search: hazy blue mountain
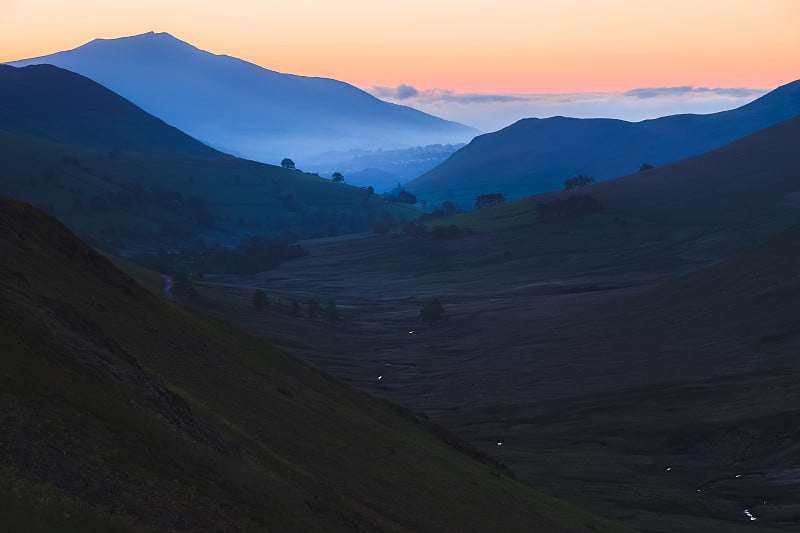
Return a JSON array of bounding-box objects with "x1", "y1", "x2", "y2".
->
[
  {"x1": 0, "y1": 63, "x2": 223, "y2": 158},
  {"x1": 304, "y1": 143, "x2": 465, "y2": 191},
  {"x1": 8, "y1": 32, "x2": 478, "y2": 165},
  {"x1": 407, "y1": 79, "x2": 800, "y2": 207}
]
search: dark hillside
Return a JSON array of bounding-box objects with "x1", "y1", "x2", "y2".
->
[
  {"x1": 591, "y1": 115, "x2": 800, "y2": 226},
  {"x1": 0, "y1": 64, "x2": 222, "y2": 158},
  {"x1": 0, "y1": 196, "x2": 625, "y2": 532},
  {"x1": 0, "y1": 64, "x2": 417, "y2": 250}
]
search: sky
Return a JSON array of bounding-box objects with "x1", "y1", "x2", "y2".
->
[{"x1": 1, "y1": 0, "x2": 798, "y2": 130}]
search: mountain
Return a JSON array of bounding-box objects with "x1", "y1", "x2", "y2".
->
[
  {"x1": 0, "y1": 64, "x2": 418, "y2": 250},
  {"x1": 588, "y1": 115, "x2": 800, "y2": 228},
  {"x1": 407, "y1": 79, "x2": 800, "y2": 207},
  {"x1": 8, "y1": 32, "x2": 478, "y2": 166},
  {"x1": 434, "y1": 115, "x2": 800, "y2": 271},
  {"x1": 0, "y1": 195, "x2": 627, "y2": 532},
  {"x1": 0, "y1": 63, "x2": 222, "y2": 158}
]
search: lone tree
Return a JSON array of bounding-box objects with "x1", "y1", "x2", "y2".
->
[
  {"x1": 396, "y1": 189, "x2": 417, "y2": 204},
  {"x1": 306, "y1": 298, "x2": 320, "y2": 320},
  {"x1": 420, "y1": 297, "x2": 445, "y2": 327},
  {"x1": 325, "y1": 299, "x2": 341, "y2": 324},
  {"x1": 639, "y1": 163, "x2": 655, "y2": 172},
  {"x1": 280, "y1": 158, "x2": 296, "y2": 170},
  {"x1": 253, "y1": 289, "x2": 269, "y2": 311},
  {"x1": 564, "y1": 175, "x2": 594, "y2": 190},
  {"x1": 331, "y1": 172, "x2": 345, "y2": 183},
  {"x1": 475, "y1": 193, "x2": 505, "y2": 210}
]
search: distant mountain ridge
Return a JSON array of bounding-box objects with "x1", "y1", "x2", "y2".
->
[
  {"x1": 8, "y1": 32, "x2": 478, "y2": 164},
  {"x1": 407, "y1": 79, "x2": 800, "y2": 207}
]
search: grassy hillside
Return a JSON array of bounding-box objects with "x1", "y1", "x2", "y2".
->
[
  {"x1": 0, "y1": 195, "x2": 629, "y2": 532},
  {"x1": 0, "y1": 64, "x2": 418, "y2": 251},
  {"x1": 437, "y1": 116, "x2": 800, "y2": 257},
  {"x1": 407, "y1": 79, "x2": 800, "y2": 207}
]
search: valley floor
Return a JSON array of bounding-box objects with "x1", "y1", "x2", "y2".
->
[{"x1": 177, "y1": 228, "x2": 800, "y2": 532}]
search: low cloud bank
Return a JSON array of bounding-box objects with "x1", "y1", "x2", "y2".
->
[{"x1": 370, "y1": 84, "x2": 768, "y2": 132}]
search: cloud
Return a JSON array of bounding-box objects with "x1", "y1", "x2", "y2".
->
[
  {"x1": 372, "y1": 83, "x2": 419, "y2": 100},
  {"x1": 368, "y1": 85, "x2": 769, "y2": 132},
  {"x1": 372, "y1": 84, "x2": 528, "y2": 104},
  {"x1": 624, "y1": 86, "x2": 764, "y2": 99}
]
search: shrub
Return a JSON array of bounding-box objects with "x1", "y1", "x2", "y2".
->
[{"x1": 420, "y1": 297, "x2": 445, "y2": 326}]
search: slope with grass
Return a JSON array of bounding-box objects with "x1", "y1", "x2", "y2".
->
[
  {"x1": 0, "y1": 195, "x2": 628, "y2": 532},
  {"x1": 170, "y1": 115, "x2": 800, "y2": 530},
  {"x1": 442, "y1": 116, "x2": 800, "y2": 253},
  {"x1": 8, "y1": 32, "x2": 478, "y2": 165},
  {"x1": 408, "y1": 79, "x2": 800, "y2": 207},
  {"x1": 0, "y1": 64, "x2": 416, "y2": 251}
]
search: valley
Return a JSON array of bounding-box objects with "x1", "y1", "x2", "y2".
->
[
  {"x1": 3, "y1": 19, "x2": 799, "y2": 532},
  {"x1": 177, "y1": 214, "x2": 800, "y2": 532}
]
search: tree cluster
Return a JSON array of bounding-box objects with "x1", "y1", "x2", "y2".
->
[
  {"x1": 252, "y1": 291, "x2": 341, "y2": 325},
  {"x1": 474, "y1": 193, "x2": 505, "y2": 210},
  {"x1": 402, "y1": 221, "x2": 465, "y2": 239},
  {"x1": 419, "y1": 201, "x2": 459, "y2": 221},
  {"x1": 130, "y1": 235, "x2": 307, "y2": 277},
  {"x1": 564, "y1": 175, "x2": 594, "y2": 190},
  {"x1": 384, "y1": 184, "x2": 417, "y2": 204},
  {"x1": 536, "y1": 194, "x2": 603, "y2": 222}
]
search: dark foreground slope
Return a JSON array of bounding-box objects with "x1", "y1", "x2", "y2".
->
[
  {"x1": 0, "y1": 196, "x2": 625, "y2": 532},
  {"x1": 409, "y1": 79, "x2": 800, "y2": 206}
]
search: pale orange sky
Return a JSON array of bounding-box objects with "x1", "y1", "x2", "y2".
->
[{"x1": 1, "y1": 0, "x2": 798, "y2": 93}]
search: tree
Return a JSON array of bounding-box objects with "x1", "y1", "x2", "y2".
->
[
  {"x1": 306, "y1": 298, "x2": 320, "y2": 320},
  {"x1": 253, "y1": 289, "x2": 269, "y2": 310},
  {"x1": 475, "y1": 193, "x2": 505, "y2": 210},
  {"x1": 420, "y1": 297, "x2": 445, "y2": 327},
  {"x1": 280, "y1": 158, "x2": 295, "y2": 170},
  {"x1": 564, "y1": 175, "x2": 594, "y2": 190},
  {"x1": 331, "y1": 172, "x2": 345, "y2": 183},
  {"x1": 536, "y1": 194, "x2": 603, "y2": 222},
  {"x1": 397, "y1": 189, "x2": 417, "y2": 204},
  {"x1": 639, "y1": 163, "x2": 655, "y2": 172},
  {"x1": 325, "y1": 299, "x2": 340, "y2": 324}
]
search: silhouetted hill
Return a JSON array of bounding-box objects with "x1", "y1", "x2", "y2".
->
[
  {"x1": 590, "y1": 115, "x2": 800, "y2": 227},
  {"x1": 0, "y1": 196, "x2": 627, "y2": 532},
  {"x1": 408, "y1": 79, "x2": 800, "y2": 207},
  {"x1": 0, "y1": 64, "x2": 418, "y2": 250},
  {"x1": 446, "y1": 116, "x2": 800, "y2": 238},
  {"x1": 9, "y1": 32, "x2": 478, "y2": 164},
  {"x1": 0, "y1": 64, "x2": 222, "y2": 158}
]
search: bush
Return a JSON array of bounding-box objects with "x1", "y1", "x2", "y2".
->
[
  {"x1": 564, "y1": 175, "x2": 594, "y2": 190},
  {"x1": 325, "y1": 300, "x2": 341, "y2": 324},
  {"x1": 420, "y1": 297, "x2": 445, "y2": 326},
  {"x1": 536, "y1": 194, "x2": 603, "y2": 222},
  {"x1": 475, "y1": 193, "x2": 505, "y2": 209},
  {"x1": 253, "y1": 289, "x2": 269, "y2": 311}
]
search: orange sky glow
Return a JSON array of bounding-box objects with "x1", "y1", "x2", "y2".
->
[{"x1": 1, "y1": 0, "x2": 798, "y2": 93}]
